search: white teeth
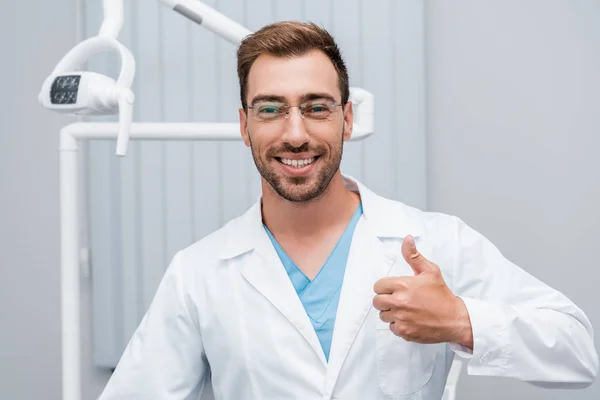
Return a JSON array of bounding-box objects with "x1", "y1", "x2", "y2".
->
[{"x1": 280, "y1": 157, "x2": 315, "y2": 167}]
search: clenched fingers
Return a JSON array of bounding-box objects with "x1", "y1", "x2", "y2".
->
[{"x1": 373, "y1": 276, "x2": 411, "y2": 295}]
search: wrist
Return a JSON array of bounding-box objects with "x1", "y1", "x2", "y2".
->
[{"x1": 452, "y1": 296, "x2": 474, "y2": 350}]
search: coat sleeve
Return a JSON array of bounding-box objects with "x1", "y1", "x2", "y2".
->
[
  {"x1": 446, "y1": 216, "x2": 598, "y2": 388},
  {"x1": 98, "y1": 251, "x2": 209, "y2": 399}
]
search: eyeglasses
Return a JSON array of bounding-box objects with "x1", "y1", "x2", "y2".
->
[{"x1": 247, "y1": 99, "x2": 343, "y2": 123}]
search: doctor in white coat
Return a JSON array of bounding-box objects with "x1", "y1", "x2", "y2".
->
[{"x1": 99, "y1": 21, "x2": 598, "y2": 400}]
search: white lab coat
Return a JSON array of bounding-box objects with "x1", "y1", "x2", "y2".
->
[{"x1": 99, "y1": 176, "x2": 598, "y2": 400}]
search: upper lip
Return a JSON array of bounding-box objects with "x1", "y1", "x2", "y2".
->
[{"x1": 276, "y1": 154, "x2": 319, "y2": 160}]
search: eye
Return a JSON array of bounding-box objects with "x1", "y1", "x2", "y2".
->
[
  {"x1": 309, "y1": 104, "x2": 329, "y2": 113},
  {"x1": 257, "y1": 103, "x2": 283, "y2": 115},
  {"x1": 304, "y1": 102, "x2": 332, "y2": 118}
]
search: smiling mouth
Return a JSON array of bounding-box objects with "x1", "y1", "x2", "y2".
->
[{"x1": 275, "y1": 156, "x2": 320, "y2": 168}]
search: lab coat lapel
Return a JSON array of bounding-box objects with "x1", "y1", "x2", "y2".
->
[
  {"x1": 323, "y1": 219, "x2": 396, "y2": 393},
  {"x1": 241, "y1": 230, "x2": 328, "y2": 366},
  {"x1": 322, "y1": 176, "x2": 425, "y2": 395}
]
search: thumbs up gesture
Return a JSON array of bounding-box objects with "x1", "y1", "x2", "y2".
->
[{"x1": 373, "y1": 235, "x2": 473, "y2": 349}]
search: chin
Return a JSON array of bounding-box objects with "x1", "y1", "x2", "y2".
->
[{"x1": 278, "y1": 182, "x2": 328, "y2": 203}]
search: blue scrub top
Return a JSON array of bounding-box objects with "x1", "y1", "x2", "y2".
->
[{"x1": 264, "y1": 203, "x2": 363, "y2": 361}]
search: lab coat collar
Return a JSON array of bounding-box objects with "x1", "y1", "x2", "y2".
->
[{"x1": 217, "y1": 175, "x2": 424, "y2": 260}]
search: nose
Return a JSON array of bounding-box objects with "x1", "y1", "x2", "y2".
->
[{"x1": 281, "y1": 107, "x2": 310, "y2": 148}]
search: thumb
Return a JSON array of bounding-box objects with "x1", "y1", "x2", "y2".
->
[{"x1": 402, "y1": 235, "x2": 433, "y2": 275}]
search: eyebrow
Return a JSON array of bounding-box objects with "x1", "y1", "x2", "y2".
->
[
  {"x1": 249, "y1": 92, "x2": 338, "y2": 107},
  {"x1": 249, "y1": 94, "x2": 286, "y2": 106},
  {"x1": 299, "y1": 92, "x2": 338, "y2": 103}
]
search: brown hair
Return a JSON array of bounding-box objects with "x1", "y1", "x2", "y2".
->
[{"x1": 236, "y1": 21, "x2": 349, "y2": 109}]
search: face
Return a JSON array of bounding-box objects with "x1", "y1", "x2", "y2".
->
[{"x1": 239, "y1": 50, "x2": 353, "y2": 203}]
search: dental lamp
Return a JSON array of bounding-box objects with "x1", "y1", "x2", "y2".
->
[
  {"x1": 38, "y1": 37, "x2": 135, "y2": 156},
  {"x1": 39, "y1": 1, "x2": 374, "y2": 399}
]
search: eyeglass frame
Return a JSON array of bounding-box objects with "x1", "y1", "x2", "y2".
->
[{"x1": 245, "y1": 97, "x2": 345, "y2": 122}]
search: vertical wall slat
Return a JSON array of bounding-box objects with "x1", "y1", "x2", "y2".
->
[
  {"x1": 393, "y1": 0, "x2": 427, "y2": 210},
  {"x1": 84, "y1": 0, "x2": 122, "y2": 369},
  {"x1": 104, "y1": 10, "x2": 124, "y2": 365},
  {"x1": 117, "y1": 0, "x2": 141, "y2": 356},
  {"x1": 246, "y1": 0, "x2": 274, "y2": 34},
  {"x1": 135, "y1": 1, "x2": 166, "y2": 312},
  {"x1": 330, "y1": 0, "x2": 364, "y2": 182},
  {"x1": 361, "y1": 0, "x2": 395, "y2": 199},
  {"x1": 191, "y1": 0, "x2": 222, "y2": 240},
  {"x1": 275, "y1": 1, "x2": 303, "y2": 21},
  {"x1": 303, "y1": 0, "x2": 330, "y2": 26},
  {"x1": 240, "y1": 0, "x2": 264, "y2": 204},
  {"x1": 217, "y1": 0, "x2": 255, "y2": 224},
  {"x1": 244, "y1": 0, "x2": 275, "y2": 203},
  {"x1": 162, "y1": 6, "x2": 195, "y2": 260}
]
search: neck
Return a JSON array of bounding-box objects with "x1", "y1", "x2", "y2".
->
[{"x1": 261, "y1": 172, "x2": 360, "y2": 238}]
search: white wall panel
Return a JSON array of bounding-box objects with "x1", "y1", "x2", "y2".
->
[
  {"x1": 331, "y1": 0, "x2": 364, "y2": 182},
  {"x1": 84, "y1": 0, "x2": 426, "y2": 368}
]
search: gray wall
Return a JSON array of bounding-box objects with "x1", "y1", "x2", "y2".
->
[
  {"x1": 426, "y1": 0, "x2": 600, "y2": 399},
  {"x1": 0, "y1": 1, "x2": 111, "y2": 399}
]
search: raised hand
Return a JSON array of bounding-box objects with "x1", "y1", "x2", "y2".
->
[{"x1": 373, "y1": 235, "x2": 473, "y2": 348}]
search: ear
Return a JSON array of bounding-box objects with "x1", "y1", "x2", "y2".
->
[
  {"x1": 239, "y1": 108, "x2": 251, "y2": 147},
  {"x1": 342, "y1": 101, "x2": 353, "y2": 142}
]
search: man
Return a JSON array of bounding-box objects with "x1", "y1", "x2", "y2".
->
[{"x1": 99, "y1": 22, "x2": 598, "y2": 399}]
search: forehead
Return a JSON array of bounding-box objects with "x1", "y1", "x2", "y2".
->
[{"x1": 246, "y1": 49, "x2": 341, "y2": 103}]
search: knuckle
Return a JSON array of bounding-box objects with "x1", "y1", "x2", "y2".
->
[
  {"x1": 394, "y1": 323, "x2": 411, "y2": 338},
  {"x1": 401, "y1": 327, "x2": 417, "y2": 341},
  {"x1": 397, "y1": 324, "x2": 408, "y2": 336},
  {"x1": 394, "y1": 277, "x2": 409, "y2": 290},
  {"x1": 391, "y1": 293, "x2": 410, "y2": 309}
]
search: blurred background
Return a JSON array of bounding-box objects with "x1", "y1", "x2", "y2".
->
[{"x1": 1, "y1": 0, "x2": 599, "y2": 399}]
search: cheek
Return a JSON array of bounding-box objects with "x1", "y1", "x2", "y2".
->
[
  {"x1": 307, "y1": 125, "x2": 343, "y2": 148},
  {"x1": 248, "y1": 131, "x2": 274, "y2": 158}
]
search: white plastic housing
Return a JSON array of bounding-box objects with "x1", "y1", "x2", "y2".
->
[
  {"x1": 39, "y1": 71, "x2": 120, "y2": 116},
  {"x1": 39, "y1": 35, "x2": 136, "y2": 156},
  {"x1": 349, "y1": 87, "x2": 375, "y2": 138}
]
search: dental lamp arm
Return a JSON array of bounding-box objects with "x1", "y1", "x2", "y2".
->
[
  {"x1": 100, "y1": 0, "x2": 124, "y2": 38},
  {"x1": 101, "y1": 0, "x2": 252, "y2": 44},
  {"x1": 116, "y1": 89, "x2": 135, "y2": 156},
  {"x1": 159, "y1": 0, "x2": 252, "y2": 44}
]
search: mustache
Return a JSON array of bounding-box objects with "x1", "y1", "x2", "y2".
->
[{"x1": 267, "y1": 143, "x2": 324, "y2": 157}]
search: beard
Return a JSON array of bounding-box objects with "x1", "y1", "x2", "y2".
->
[{"x1": 248, "y1": 130, "x2": 344, "y2": 203}]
